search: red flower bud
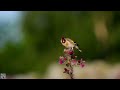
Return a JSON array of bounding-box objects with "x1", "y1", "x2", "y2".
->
[
  {"x1": 80, "y1": 63, "x2": 85, "y2": 68},
  {"x1": 59, "y1": 56, "x2": 64, "y2": 64},
  {"x1": 68, "y1": 50, "x2": 74, "y2": 55},
  {"x1": 71, "y1": 60, "x2": 77, "y2": 65},
  {"x1": 59, "y1": 59, "x2": 64, "y2": 64},
  {"x1": 64, "y1": 57, "x2": 67, "y2": 61}
]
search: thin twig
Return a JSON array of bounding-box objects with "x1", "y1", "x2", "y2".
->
[{"x1": 69, "y1": 64, "x2": 74, "y2": 79}]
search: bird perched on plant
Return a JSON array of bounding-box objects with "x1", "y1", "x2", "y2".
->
[{"x1": 61, "y1": 37, "x2": 82, "y2": 52}]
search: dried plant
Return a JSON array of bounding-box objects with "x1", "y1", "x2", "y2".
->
[{"x1": 59, "y1": 48, "x2": 85, "y2": 79}]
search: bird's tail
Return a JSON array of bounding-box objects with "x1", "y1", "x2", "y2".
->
[
  {"x1": 75, "y1": 45, "x2": 82, "y2": 52},
  {"x1": 78, "y1": 49, "x2": 82, "y2": 52}
]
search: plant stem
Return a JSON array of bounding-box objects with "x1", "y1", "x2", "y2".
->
[{"x1": 69, "y1": 63, "x2": 74, "y2": 79}]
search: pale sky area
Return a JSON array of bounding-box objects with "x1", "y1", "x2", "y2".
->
[
  {"x1": 0, "y1": 11, "x2": 23, "y2": 48},
  {"x1": 0, "y1": 11, "x2": 22, "y2": 23}
]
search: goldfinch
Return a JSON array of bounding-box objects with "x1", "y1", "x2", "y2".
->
[{"x1": 61, "y1": 37, "x2": 82, "y2": 52}]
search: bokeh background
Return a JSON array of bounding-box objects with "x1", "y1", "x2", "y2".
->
[{"x1": 0, "y1": 11, "x2": 120, "y2": 79}]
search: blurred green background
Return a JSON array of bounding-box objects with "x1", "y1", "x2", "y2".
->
[{"x1": 0, "y1": 11, "x2": 120, "y2": 78}]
